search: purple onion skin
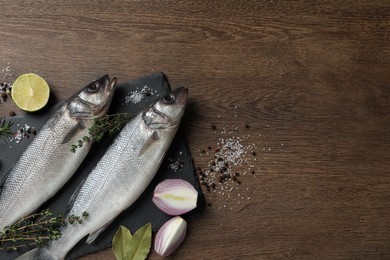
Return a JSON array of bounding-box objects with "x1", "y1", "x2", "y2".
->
[
  {"x1": 152, "y1": 179, "x2": 198, "y2": 216},
  {"x1": 154, "y1": 216, "x2": 187, "y2": 257}
]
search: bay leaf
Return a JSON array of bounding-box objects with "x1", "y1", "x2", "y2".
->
[
  {"x1": 112, "y1": 225, "x2": 133, "y2": 260},
  {"x1": 127, "y1": 223, "x2": 152, "y2": 260}
]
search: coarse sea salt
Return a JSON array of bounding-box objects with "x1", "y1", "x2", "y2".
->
[
  {"x1": 167, "y1": 157, "x2": 185, "y2": 172},
  {"x1": 122, "y1": 85, "x2": 157, "y2": 105},
  {"x1": 197, "y1": 124, "x2": 257, "y2": 210},
  {"x1": 10, "y1": 124, "x2": 37, "y2": 144},
  {"x1": 1, "y1": 58, "x2": 13, "y2": 81},
  {"x1": 0, "y1": 59, "x2": 13, "y2": 103}
]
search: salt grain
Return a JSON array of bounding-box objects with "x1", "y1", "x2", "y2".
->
[
  {"x1": 122, "y1": 85, "x2": 157, "y2": 105},
  {"x1": 10, "y1": 124, "x2": 37, "y2": 144},
  {"x1": 197, "y1": 124, "x2": 258, "y2": 210},
  {"x1": 167, "y1": 157, "x2": 184, "y2": 172}
]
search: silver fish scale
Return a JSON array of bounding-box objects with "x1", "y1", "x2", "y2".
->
[
  {"x1": 0, "y1": 106, "x2": 94, "y2": 230},
  {"x1": 47, "y1": 112, "x2": 178, "y2": 258}
]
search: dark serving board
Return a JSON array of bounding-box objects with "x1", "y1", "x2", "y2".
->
[{"x1": 0, "y1": 73, "x2": 205, "y2": 259}]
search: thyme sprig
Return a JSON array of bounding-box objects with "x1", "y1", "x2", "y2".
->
[
  {"x1": 0, "y1": 209, "x2": 88, "y2": 251},
  {"x1": 0, "y1": 117, "x2": 13, "y2": 142},
  {"x1": 71, "y1": 113, "x2": 130, "y2": 153}
]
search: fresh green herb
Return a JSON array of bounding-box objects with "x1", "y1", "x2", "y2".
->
[
  {"x1": 0, "y1": 209, "x2": 88, "y2": 251},
  {"x1": 71, "y1": 113, "x2": 130, "y2": 153},
  {"x1": 112, "y1": 223, "x2": 152, "y2": 260},
  {"x1": 0, "y1": 117, "x2": 14, "y2": 142}
]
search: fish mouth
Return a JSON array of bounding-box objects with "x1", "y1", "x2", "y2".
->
[
  {"x1": 104, "y1": 75, "x2": 117, "y2": 94},
  {"x1": 172, "y1": 87, "x2": 188, "y2": 106},
  {"x1": 89, "y1": 75, "x2": 117, "y2": 118},
  {"x1": 99, "y1": 74, "x2": 117, "y2": 94}
]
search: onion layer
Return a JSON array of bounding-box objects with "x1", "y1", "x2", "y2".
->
[
  {"x1": 154, "y1": 216, "x2": 187, "y2": 257},
  {"x1": 152, "y1": 179, "x2": 198, "y2": 216}
]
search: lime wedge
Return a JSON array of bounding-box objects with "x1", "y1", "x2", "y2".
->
[{"x1": 11, "y1": 73, "x2": 50, "y2": 112}]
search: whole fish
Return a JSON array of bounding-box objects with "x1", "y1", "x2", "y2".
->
[
  {"x1": 17, "y1": 87, "x2": 188, "y2": 260},
  {"x1": 0, "y1": 75, "x2": 116, "y2": 231}
]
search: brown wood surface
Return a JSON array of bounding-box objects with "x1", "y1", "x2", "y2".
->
[{"x1": 1, "y1": 1, "x2": 389, "y2": 259}]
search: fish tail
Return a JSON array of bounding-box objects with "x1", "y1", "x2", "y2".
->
[{"x1": 16, "y1": 247, "x2": 57, "y2": 260}]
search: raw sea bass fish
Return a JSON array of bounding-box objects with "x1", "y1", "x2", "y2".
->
[
  {"x1": 0, "y1": 75, "x2": 116, "y2": 231},
  {"x1": 17, "y1": 87, "x2": 188, "y2": 260}
]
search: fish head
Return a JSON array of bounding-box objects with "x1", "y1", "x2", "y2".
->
[
  {"x1": 143, "y1": 87, "x2": 188, "y2": 129},
  {"x1": 67, "y1": 74, "x2": 117, "y2": 119}
]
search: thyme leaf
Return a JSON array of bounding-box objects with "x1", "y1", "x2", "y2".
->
[
  {"x1": 71, "y1": 113, "x2": 131, "y2": 153},
  {"x1": 0, "y1": 209, "x2": 88, "y2": 251}
]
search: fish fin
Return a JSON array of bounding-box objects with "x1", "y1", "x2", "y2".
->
[
  {"x1": 138, "y1": 130, "x2": 159, "y2": 156},
  {"x1": 86, "y1": 219, "x2": 115, "y2": 244},
  {"x1": 16, "y1": 247, "x2": 55, "y2": 260},
  {"x1": 61, "y1": 120, "x2": 86, "y2": 144},
  {"x1": 65, "y1": 178, "x2": 87, "y2": 216}
]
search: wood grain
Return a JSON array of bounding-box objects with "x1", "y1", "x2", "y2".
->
[{"x1": 0, "y1": 0, "x2": 389, "y2": 259}]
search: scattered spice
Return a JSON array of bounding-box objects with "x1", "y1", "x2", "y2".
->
[
  {"x1": 122, "y1": 85, "x2": 158, "y2": 105},
  {"x1": 1, "y1": 59, "x2": 12, "y2": 80},
  {"x1": 0, "y1": 82, "x2": 11, "y2": 104},
  {"x1": 8, "y1": 111, "x2": 15, "y2": 117},
  {"x1": 168, "y1": 157, "x2": 185, "y2": 172},
  {"x1": 10, "y1": 124, "x2": 37, "y2": 144},
  {"x1": 0, "y1": 58, "x2": 13, "y2": 103},
  {"x1": 197, "y1": 124, "x2": 258, "y2": 210}
]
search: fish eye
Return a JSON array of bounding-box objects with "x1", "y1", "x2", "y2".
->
[
  {"x1": 87, "y1": 81, "x2": 100, "y2": 93},
  {"x1": 163, "y1": 93, "x2": 175, "y2": 104}
]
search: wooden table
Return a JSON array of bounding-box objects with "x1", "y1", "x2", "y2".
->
[{"x1": 1, "y1": 1, "x2": 389, "y2": 259}]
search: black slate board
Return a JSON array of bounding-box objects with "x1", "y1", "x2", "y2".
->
[{"x1": 0, "y1": 73, "x2": 205, "y2": 259}]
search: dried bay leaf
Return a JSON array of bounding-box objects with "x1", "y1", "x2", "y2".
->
[
  {"x1": 112, "y1": 225, "x2": 133, "y2": 260},
  {"x1": 127, "y1": 223, "x2": 152, "y2": 260},
  {"x1": 112, "y1": 223, "x2": 152, "y2": 260}
]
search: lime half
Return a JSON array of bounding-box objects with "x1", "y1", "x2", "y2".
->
[{"x1": 11, "y1": 73, "x2": 50, "y2": 112}]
